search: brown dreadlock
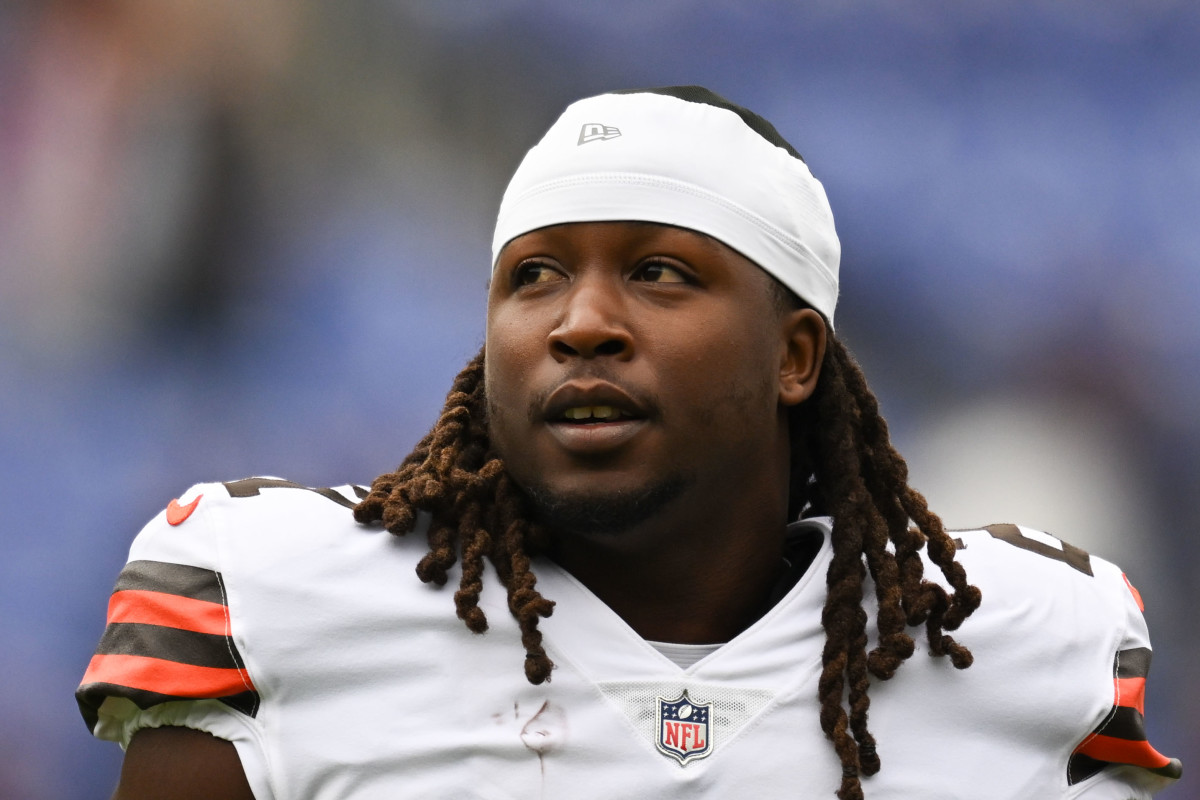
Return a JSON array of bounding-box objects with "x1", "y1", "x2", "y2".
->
[{"x1": 354, "y1": 334, "x2": 981, "y2": 800}]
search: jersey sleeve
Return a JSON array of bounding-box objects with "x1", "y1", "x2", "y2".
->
[
  {"x1": 76, "y1": 484, "x2": 261, "y2": 744},
  {"x1": 956, "y1": 524, "x2": 1181, "y2": 798},
  {"x1": 1068, "y1": 562, "x2": 1182, "y2": 797}
]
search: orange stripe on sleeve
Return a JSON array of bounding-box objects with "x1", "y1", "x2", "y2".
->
[
  {"x1": 81, "y1": 653, "x2": 255, "y2": 698},
  {"x1": 1077, "y1": 733, "x2": 1174, "y2": 771},
  {"x1": 107, "y1": 590, "x2": 229, "y2": 636},
  {"x1": 1115, "y1": 676, "x2": 1146, "y2": 715}
]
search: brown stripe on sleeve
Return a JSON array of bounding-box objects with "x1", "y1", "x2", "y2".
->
[
  {"x1": 113, "y1": 561, "x2": 226, "y2": 604},
  {"x1": 95, "y1": 622, "x2": 248, "y2": 671},
  {"x1": 1115, "y1": 647, "x2": 1152, "y2": 679},
  {"x1": 1096, "y1": 705, "x2": 1151, "y2": 742}
]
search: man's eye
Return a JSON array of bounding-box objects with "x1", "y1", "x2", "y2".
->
[
  {"x1": 635, "y1": 261, "x2": 688, "y2": 283},
  {"x1": 514, "y1": 262, "x2": 563, "y2": 286}
]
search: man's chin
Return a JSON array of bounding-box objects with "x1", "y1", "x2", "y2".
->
[{"x1": 519, "y1": 475, "x2": 690, "y2": 537}]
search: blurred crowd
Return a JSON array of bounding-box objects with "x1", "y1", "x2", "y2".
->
[{"x1": 1, "y1": 2, "x2": 1195, "y2": 796}]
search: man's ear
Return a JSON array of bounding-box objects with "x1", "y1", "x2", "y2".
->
[{"x1": 778, "y1": 308, "x2": 827, "y2": 407}]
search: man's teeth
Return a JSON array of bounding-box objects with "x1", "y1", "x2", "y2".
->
[{"x1": 563, "y1": 405, "x2": 626, "y2": 421}]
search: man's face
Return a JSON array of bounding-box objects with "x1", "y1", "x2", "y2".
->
[{"x1": 484, "y1": 221, "x2": 801, "y2": 537}]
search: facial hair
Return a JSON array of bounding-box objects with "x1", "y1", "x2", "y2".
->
[{"x1": 518, "y1": 472, "x2": 691, "y2": 537}]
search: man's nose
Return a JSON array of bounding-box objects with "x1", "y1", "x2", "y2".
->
[{"x1": 547, "y1": 278, "x2": 633, "y2": 360}]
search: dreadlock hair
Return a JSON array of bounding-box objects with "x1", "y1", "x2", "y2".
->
[
  {"x1": 355, "y1": 326, "x2": 981, "y2": 800},
  {"x1": 794, "y1": 334, "x2": 981, "y2": 799}
]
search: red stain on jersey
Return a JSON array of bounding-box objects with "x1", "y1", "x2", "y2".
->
[
  {"x1": 1122, "y1": 573, "x2": 1145, "y2": 612},
  {"x1": 166, "y1": 495, "x2": 202, "y2": 526}
]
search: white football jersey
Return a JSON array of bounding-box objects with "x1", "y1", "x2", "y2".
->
[{"x1": 78, "y1": 478, "x2": 1180, "y2": 799}]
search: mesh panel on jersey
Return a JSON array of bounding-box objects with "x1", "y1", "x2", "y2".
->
[{"x1": 598, "y1": 680, "x2": 775, "y2": 759}]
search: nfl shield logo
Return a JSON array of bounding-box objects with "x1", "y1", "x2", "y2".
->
[{"x1": 656, "y1": 691, "x2": 713, "y2": 765}]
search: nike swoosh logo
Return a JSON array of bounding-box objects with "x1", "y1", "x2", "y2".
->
[{"x1": 166, "y1": 495, "x2": 203, "y2": 526}]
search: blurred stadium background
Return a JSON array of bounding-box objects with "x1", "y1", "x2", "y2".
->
[{"x1": 1, "y1": 1, "x2": 1194, "y2": 796}]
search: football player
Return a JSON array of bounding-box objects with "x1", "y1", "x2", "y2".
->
[{"x1": 79, "y1": 87, "x2": 1180, "y2": 799}]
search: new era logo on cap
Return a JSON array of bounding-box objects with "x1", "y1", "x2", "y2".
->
[{"x1": 578, "y1": 122, "x2": 621, "y2": 145}]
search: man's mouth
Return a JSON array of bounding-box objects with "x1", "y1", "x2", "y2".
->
[
  {"x1": 560, "y1": 405, "x2": 637, "y2": 423},
  {"x1": 541, "y1": 382, "x2": 651, "y2": 453},
  {"x1": 543, "y1": 381, "x2": 651, "y2": 424}
]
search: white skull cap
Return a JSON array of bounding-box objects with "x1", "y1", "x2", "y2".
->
[{"x1": 491, "y1": 86, "x2": 840, "y2": 325}]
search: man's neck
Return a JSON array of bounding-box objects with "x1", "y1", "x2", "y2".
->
[{"x1": 546, "y1": 499, "x2": 790, "y2": 644}]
